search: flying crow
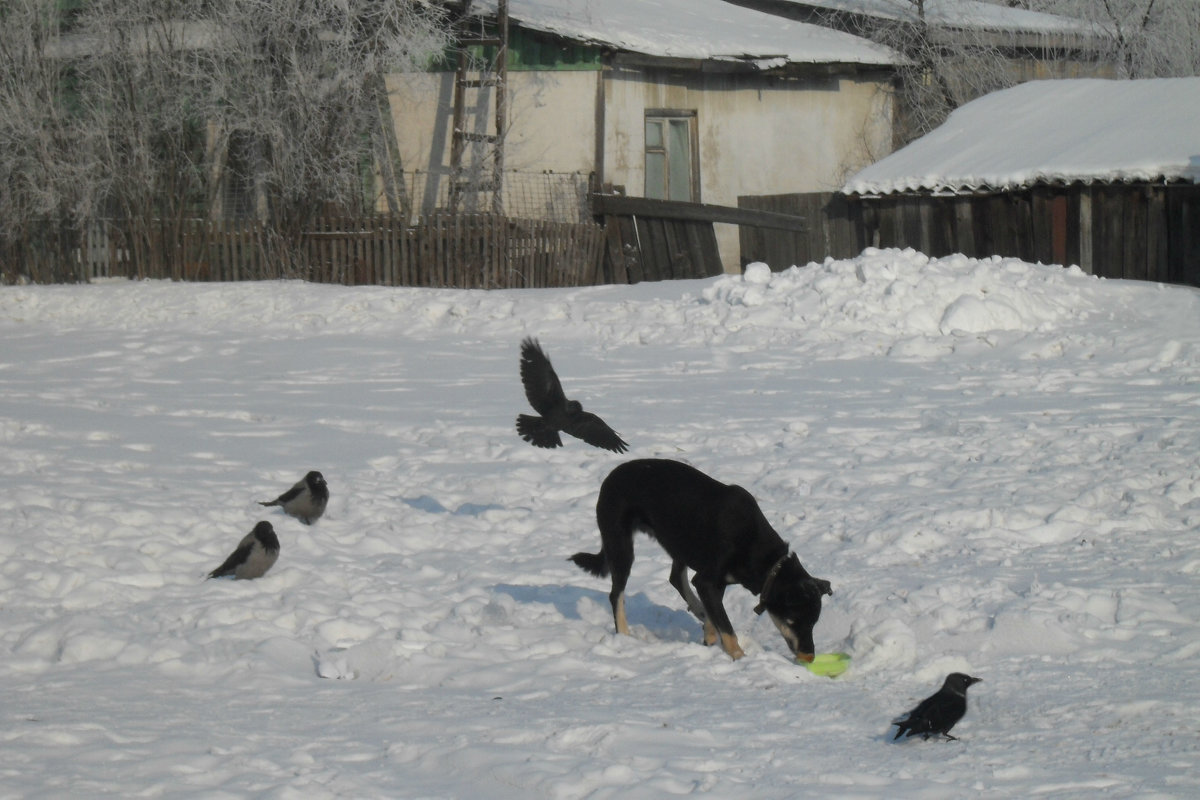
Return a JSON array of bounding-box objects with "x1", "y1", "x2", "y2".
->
[
  {"x1": 259, "y1": 470, "x2": 328, "y2": 524},
  {"x1": 516, "y1": 337, "x2": 628, "y2": 453},
  {"x1": 208, "y1": 521, "x2": 280, "y2": 580},
  {"x1": 893, "y1": 673, "x2": 982, "y2": 741}
]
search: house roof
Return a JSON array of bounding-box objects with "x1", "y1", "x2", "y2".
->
[
  {"x1": 843, "y1": 78, "x2": 1200, "y2": 195},
  {"x1": 470, "y1": 0, "x2": 901, "y2": 68},
  {"x1": 778, "y1": 0, "x2": 1093, "y2": 36}
]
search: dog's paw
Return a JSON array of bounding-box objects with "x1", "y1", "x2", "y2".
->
[{"x1": 719, "y1": 633, "x2": 745, "y2": 660}]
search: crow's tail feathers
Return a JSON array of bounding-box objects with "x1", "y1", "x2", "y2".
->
[
  {"x1": 569, "y1": 550, "x2": 609, "y2": 578},
  {"x1": 892, "y1": 718, "x2": 926, "y2": 740},
  {"x1": 516, "y1": 414, "x2": 564, "y2": 449}
]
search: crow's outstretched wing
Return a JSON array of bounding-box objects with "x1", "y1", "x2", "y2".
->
[
  {"x1": 519, "y1": 338, "x2": 567, "y2": 417},
  {"x1": 563, "y1": 411, "x2": 628, "y2": 453}
]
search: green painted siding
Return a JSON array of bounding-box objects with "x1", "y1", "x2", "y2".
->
[
  {"x1": 431, "y1": 24, "x2": 602, "y2": 71},
  {"x1": 507, "y1": 27, "x2": 602, "y2": 70}
]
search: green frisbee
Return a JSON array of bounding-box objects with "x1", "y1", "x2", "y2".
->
[{"x1": 800, "y1": 652, "x2": 851, "y2": 677}]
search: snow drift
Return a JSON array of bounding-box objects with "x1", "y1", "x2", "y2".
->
[{"x1": 2, "y1": 248, "x2": 1198, "y2": 797}]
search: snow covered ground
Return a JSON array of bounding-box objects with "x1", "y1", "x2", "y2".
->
[{"x1": 2, "y1": 248, "x2": 1198, "y2": 798}]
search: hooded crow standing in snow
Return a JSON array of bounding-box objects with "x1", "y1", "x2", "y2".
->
[
  {"x1": 892, "y1": 672, "x2": 982, "y2": 741},
  {"x1": 259, "y1": 470, "x2": 328, "y2": 524},
  {"x1": 515, "y1": 337, "x2": 628, "y2": 453},
  {"x1": 208, "y1": 521, "x2": 280, "y2": 580}
]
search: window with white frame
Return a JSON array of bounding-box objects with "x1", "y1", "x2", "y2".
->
[{"x1": 644, "y1": 111, "x2": 698, "y2": 202}]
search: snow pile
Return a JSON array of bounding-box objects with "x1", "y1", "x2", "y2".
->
[
  {"x1": 704, "y1": 250, "x2": 1095, "y2": 340},
  {"x1": 2, "y1": 249, "x2": 1199, "y2": 797}
]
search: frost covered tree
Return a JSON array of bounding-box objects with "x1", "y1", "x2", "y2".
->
[
  {"x1": 992, "y1": 0, "x2": 1200, "y2": 77},
  {"x1": 204, "y1": 0, "x2": 451, "y2": 239},
  {"x1": 884, "y1": 5, "x2": 1020, "y2": 142},
  {"x1": 0, "y1": 0, "x2": 100, "y2": 280},
  {"x1": 68, "y1": 0, "x2": 221, "y2": 274},
  {"x1": 805, "y1": 1, "x2": 1041, "y2": 144},
  {"x1": 833, "y1": 0, "x2": 1200, "y2": 146},
  {"x1": 0, "y1": 0, "x2": 451, "y2": 280}
]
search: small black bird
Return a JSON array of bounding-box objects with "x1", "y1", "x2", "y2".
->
[
  {"x1": 259, "y1": 470, "x2": 328, "y2": 524},
  {"x1": 208, "y1": 521, "x2": 280, "y2": 580},
  {"x1": 515, "y1": 337, "x2": 628, "y2": 453},
  {"x1": 893, "y1": 673, "x2": 982, "y2": 741}
]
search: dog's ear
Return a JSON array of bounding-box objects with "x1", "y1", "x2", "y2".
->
[{"x1": 810, "y1": 577, "x2": 833, "y2": 596}]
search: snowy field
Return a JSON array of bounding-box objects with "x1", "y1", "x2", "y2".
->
[{"x1": 2, "y1": 249, "x2": 1198, "y2": 798}]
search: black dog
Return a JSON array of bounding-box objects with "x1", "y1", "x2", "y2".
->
[{"x1": 571, "y1": 458, "x2": 832, "y2": 661}]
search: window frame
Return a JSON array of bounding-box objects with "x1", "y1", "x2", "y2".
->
[{"x1": 643, "y1": 109, "x2": 699, "y2": 203}]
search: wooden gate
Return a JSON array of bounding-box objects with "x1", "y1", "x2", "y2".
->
[{"x1": 592, "y1": 194, "x2": 806, "y2": 283}]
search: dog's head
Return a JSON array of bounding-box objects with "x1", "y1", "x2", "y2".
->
[{"x1": 758, "y1": 555, "x2": 833, "y2": 661}]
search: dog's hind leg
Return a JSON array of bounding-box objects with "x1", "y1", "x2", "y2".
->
[
  {"x1": 605, "y1": 533, "x2": 635, "y2": 636},
  {"x1": 669, "y1": 561, "x2": 708, "y2": 622},
  {"x1": 702, "y1": 618, "x2": 719, "y2": 648},
  {"x1": 612, "y1": 589, "x2": 630, "y2": 636}
]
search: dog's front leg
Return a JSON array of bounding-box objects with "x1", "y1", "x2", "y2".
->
[{"x1": 692, "y1": 577, "x2": 744, "y2": 660}]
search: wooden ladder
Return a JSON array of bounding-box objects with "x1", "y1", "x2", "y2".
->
[{"x1": 449, "y1": 0, "x2": 508, "y2": 214}]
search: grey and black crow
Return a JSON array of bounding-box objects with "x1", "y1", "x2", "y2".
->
[
  {"x1": 893, "y1": 673, "x2": 982, "y2": 741},
  {"x1": 208, "y1": 521, "x2": 280, "y2": 580},
  {"x1": 516, "y1": 337, "x2": 628, "y2": 453},
  {"x1": 259, "y1": 470, "x2": 328, "y2": 524}
]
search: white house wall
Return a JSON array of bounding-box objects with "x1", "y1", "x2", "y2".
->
[
  {"x1": 387, "y1": 71, "x2": 599, "y2": 199},
  {"x1": 603, "y1": 66, "x2": 893, "y2": 270},
  {"x1": 387, "y1": 66, "x2": 893, "y2": 272}
]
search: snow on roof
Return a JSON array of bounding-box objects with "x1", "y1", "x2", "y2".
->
[
  {"x1": 843, "y1": 78, "x2": 1200, "y2": 195},
  {"x1": 786, "y1": 0, "x2": 1093, "y2": 36},
  {"x1": 472, "y1": 0, "x2": 901, "y2": 67}
]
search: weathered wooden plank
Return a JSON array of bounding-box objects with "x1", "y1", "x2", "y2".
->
[
  {"x1": 661, "y1": 219, "x2": 690, "y2": 279},
  {"x1": 1122, "y1": 186, "x2": 1144, "y2": 281},
  {"x1": 1097, "y1": 186, "x2": 1124, "y2": 279},
  {"x1": 636, "y1": 217, "x2": 664, "y2": 282},
  {"x1": 1146, "y1": 188, "x2": 1168, "y2": 283},
  {"x1": 596, "y1": 193, "x2": 805, "y2": 232},
  {"x1": 1076, "y1": 187, "x2": 1093, "y2": 273},
  {"x1": 620, "y1": 217, "x2": 643, "y2": 284},
  {"x1": 1167, "y1": 186, "x2": 1200, "y2": 286}
]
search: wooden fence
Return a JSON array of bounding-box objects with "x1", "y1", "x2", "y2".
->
[
  {"x1": 592, "y1": 194, "x2": 806, "y2": 283},
  {"x1": 740, "y1": 185, "x2": 1200, "y2": 287},
  {"x1": 737, "y1": 192, "x2": 862, "y2": 269},
  {"x1": 4, "y1": 213, "x2": 606, "y2": 288},
  {"x1": 6, "y1": 199, "x2": 813, "y2": 287}
]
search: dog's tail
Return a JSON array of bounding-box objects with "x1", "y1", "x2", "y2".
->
[{"x1": 569, "y1": 550, "x2": 609, "y2": 577}]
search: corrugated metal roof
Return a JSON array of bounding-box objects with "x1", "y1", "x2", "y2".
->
[
  {"x1": 470, "y1": 0, "x2": 902, "y2": 67},
  {"x1": 844, "y1": 78, "x2": 1200, "y2": 196},
  {"x1": 783, "y1": 0, "x2": 1093, "y2": 36}
]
